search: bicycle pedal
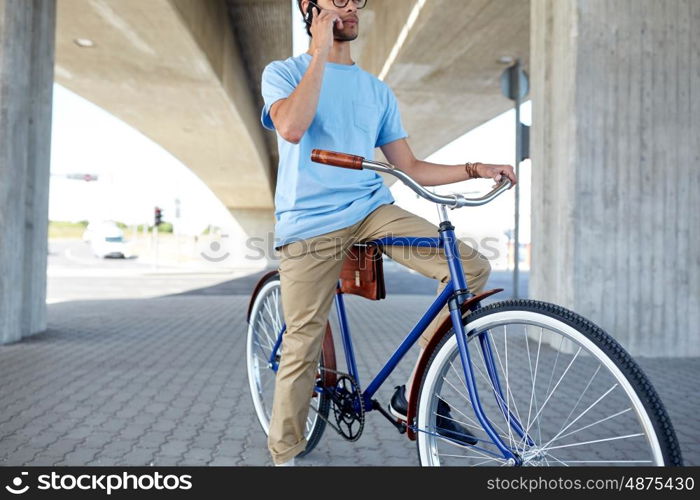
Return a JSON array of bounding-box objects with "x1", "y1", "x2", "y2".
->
[{"x1": 371, "y1": 399, "x2": 407, "y2": 434}]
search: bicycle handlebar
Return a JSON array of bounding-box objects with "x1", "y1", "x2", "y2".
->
[
  {"x1": 310, "y1": 150, "x2": 364, "y2": 170},
  {"x1": 310, "y1": 149, "x2": 512, "y2": 208}
]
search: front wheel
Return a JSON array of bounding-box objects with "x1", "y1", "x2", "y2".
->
[{"x1": 416, "y1": 299, "x2": 682, "y2": 466}]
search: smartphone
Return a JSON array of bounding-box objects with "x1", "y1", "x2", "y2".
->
[{"x1": 305, "y1": 3, "x2": 320, "y2": 25}]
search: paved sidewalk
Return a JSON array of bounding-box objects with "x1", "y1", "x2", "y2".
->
[{"x1": 0, "y1": 290, "x2": 697, "y2": 466}]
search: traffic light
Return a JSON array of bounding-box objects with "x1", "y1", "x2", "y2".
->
[{"x1": 154, "y1": 207, "x2": 163, "y2": 227}]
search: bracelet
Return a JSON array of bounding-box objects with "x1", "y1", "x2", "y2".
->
[{"x1": 464, "y1": 162, "x2": 480, "y2": 179}]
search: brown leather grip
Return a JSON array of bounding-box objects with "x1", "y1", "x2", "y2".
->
[{"x1": 311, "y1": 149, "x2": 364, "y2": 170}]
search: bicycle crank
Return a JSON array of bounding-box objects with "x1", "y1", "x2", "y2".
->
[{"x1": 309, "y1": 368, "x2": 365, "y2": 441}]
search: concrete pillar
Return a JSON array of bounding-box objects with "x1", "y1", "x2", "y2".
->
[
  {"x1": 0, "y1": 0, "x2": 55, "y2": 344},
  {"x1": 228, "y1": 208, "x2": 277, "y2": 267},
  {"x1": 530, "y1": 0, "x2": 700, "y2": 357}
]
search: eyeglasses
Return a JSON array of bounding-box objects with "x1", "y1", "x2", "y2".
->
[{"x1": 331, "y1": 0, "x2": 367, "y2": 9}]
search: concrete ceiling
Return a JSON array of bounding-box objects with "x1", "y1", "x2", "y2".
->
[
  {"x1": 54, "y1": 0, "x2": 291, "y2": 211},
  {"x1": 357, "y1": 0, "x2": 530, "y2": 159},
  {"x1": 225, "y1": 0, "x2": 292, "y2": 185},
  {"x1": 54, "y1": 0, "x2": 529, "y2": 216}
]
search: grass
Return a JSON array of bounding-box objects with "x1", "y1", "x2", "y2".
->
[
  {"x1": 48, "y1": 220, "x2": 88, "y2": 239},
  {"x1": 48, "y1": 220, "x2": 174, "y2": 239}
]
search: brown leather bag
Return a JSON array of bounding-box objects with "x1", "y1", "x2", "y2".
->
[{"x1": 338, "y1": 243, "x2": 386, "y2": 300}]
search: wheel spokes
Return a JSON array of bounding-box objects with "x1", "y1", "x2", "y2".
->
[{"x1": 420, "y1": 316, "x2": 662, "y2": 467}]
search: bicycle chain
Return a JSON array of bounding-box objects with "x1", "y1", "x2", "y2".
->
[{"x1": 308, "y1": 367, "x2": 365, "y2": 441}]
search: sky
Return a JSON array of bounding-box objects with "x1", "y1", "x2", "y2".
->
[
  {"x1": 49, "y1": 4, "x2": 531, "y2": 265},
  {"x1": 49, "y1": 85, "x2": 233, "y2": 235}
]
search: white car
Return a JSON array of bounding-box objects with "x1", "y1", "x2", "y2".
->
[
  {"x1": 83, "y1": 220, "x2": 119, "y2": 243},
  {"x1": 90, "y1": 227, "x2": 131, "y2": 258}
]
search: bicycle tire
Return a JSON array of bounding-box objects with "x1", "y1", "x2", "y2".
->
[
  {"x1": 246, "y1": 272, "x2": 332, "y2": 457},
  {"x1": 416, "y1": 299, "x2": 683, "y2": 466}
]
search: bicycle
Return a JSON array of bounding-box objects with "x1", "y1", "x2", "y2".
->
[{"x1": 246, "y1": 149, "x2": 683, "y2": 466}]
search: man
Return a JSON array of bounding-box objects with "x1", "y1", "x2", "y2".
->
[{"x1": 260, "y1": 0, "x2": 516, "y2": 466}]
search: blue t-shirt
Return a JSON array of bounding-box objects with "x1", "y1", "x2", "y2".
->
[{"x1": 260, "y1": 52, "x2": 408, "y2": 249}]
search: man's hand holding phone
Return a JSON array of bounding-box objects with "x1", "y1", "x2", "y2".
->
[{"x1": 307, "y1": 2, "x2": 343, "y2": 54}]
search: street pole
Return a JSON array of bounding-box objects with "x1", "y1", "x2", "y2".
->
[
  {"x1": 513, "y1": 58, "x2": 521, "y2": 299},
  {"x1": 500, "y1": 59, "x2": 529, "y2": 299},
  {"x1": 152, "y1": 224, "x2": 159, "y2": 271},
  {"x1": 175, "y1": 197, "x2": 181, "y2": 262}
]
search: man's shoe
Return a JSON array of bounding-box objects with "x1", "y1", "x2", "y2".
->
[
  {"x1": 389, "y1": 385, "x2": 408, "y2": 421},
  {"x1": 436, "y1": 399, "x2": 478, "y2": 446},
  {"x1": 275, "y1": 457, "x2": 295, "y2": 467}
]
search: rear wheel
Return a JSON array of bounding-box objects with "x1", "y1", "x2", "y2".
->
[
  {"x1": 416, "y1": 300, "x2": 682, "y2": 466},
  {"x1": 246, "y1": 273, "x2": 332, "y2": 456}
]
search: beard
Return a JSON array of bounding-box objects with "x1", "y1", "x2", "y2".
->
[{"x1": 333, "y1": 24, "x2": 359, "y2": 42}]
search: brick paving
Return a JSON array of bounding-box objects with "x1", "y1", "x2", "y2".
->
[{"x1": 0, "y1": 289, "x2": 697, "y2": 466}]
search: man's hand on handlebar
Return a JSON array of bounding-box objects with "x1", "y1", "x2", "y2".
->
[{"x1": 476, "y1": 163, "x2": 517, "y2": 189}]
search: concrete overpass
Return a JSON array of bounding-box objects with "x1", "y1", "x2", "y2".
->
[
  {"x1": 51, "y1": 0, "x2": 530, "y2": 239},
  {"x1": 1, "y1": 0, "x2": 698, "y2": 357},
  {"x1": 54, "y1": 0, "x2": 289, "y2": 243}
]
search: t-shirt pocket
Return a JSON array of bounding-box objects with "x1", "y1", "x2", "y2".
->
[{"x1": 353, "y1": 101, "x2": 379, "y2": 137}]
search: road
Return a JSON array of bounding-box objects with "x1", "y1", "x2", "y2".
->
[
  {"x1": 47, "y1": 239, "x2": 245, "y2": 303},
  {"x1": 48, "y1": 239, "x2": 529, "y2": 302}
]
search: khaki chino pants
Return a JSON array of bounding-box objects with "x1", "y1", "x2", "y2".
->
[{"x1": 268, "y1": 203, "x2": 490, "y2": 464}]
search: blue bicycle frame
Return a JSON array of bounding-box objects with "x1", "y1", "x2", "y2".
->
[{"x1": 267, "y1": 215, "x2": 532, "y2": 463}]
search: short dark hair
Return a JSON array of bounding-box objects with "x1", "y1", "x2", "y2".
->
[{"x1": 297, "y1": 0, "x2": 313, "y2": 37}]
